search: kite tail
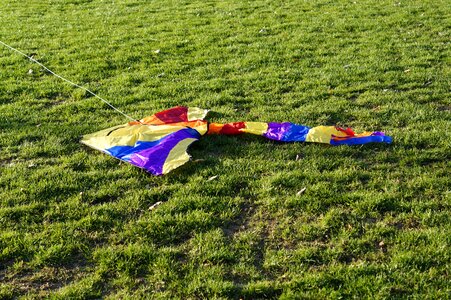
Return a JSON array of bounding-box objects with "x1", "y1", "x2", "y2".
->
[{"x1": 208, "y1": 122, "x2": 392, "y2": 145}]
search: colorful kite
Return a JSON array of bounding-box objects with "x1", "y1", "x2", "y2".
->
[{"x1": 81, "y1": 106, "x2": 392, "y2": 175}]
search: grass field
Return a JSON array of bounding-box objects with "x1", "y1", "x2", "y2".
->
[{"x1": 0, "y1": 0, "x2": 450, "y2": 298}]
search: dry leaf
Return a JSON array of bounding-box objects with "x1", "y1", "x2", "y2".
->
[
  {"x1": 296, "y1": 187, "x2": 306, "y2": 196},
  {"x1": 207, "y1": 175, "x2": 218, "y2": 181},
  {"x1": 149, "y1": 201, "x2": 163, "y2": 210}
]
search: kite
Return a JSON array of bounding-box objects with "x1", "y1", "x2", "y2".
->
[
  {"x1": 81, "y1": 106, "x2": 392, "y2": 175},
  {"x1": 0, "y1": 41, "x2": 392, "y2": 175},
  {"x1": 0, "y1": 43, "x2": 391, "y2": 175}
]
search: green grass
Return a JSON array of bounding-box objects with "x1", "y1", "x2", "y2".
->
[{"x1": 0, "y1": 0, "x2": 450, "y2": 298}]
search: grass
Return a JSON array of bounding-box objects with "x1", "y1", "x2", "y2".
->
[{"x1": 0, "y1": 0, "x2": 450, "y2": 298}]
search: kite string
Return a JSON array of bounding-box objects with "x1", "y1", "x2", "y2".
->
[{"x1": 0, "y1": 40, "x2": 139, "y2": 122}]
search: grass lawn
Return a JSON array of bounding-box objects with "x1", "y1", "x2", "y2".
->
[{"x1": 0, "y1": 0, "x2": 450, "y2": 298}]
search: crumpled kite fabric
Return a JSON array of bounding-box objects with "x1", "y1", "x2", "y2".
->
[{"x1": 81, "y1": 106, "x2": 392, "y2": 175}]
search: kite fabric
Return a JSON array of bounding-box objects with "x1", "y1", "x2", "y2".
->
[{"x1": 81, "y1": 106, "x2": 392, "y2": 175}]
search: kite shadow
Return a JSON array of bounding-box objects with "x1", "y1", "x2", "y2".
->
[
  {"x1": 168, "y1": 133, "x2": 394, "y2": 180},
  {"x1": 170, "y1": 134, "x2": 272, "y2": 177}
]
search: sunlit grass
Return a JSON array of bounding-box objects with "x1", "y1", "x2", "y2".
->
[{"x1": 0, "y1": 0, "x2": 450, "y2": 298}]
